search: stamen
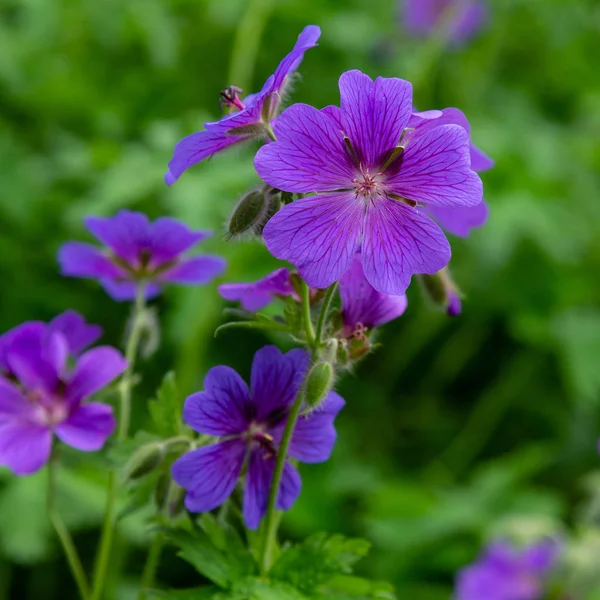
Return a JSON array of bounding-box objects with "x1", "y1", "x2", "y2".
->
[
  {"x1": 219, "y1": 86, "x2": 245, "y2": 112},
  {"x1": 343, "y1": 135, "x2": 360, "y2": 167}
]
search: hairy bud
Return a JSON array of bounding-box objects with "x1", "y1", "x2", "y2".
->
[
  {"x1": 305, "y1": 362, "x2": 334, "y2": 408},
  {"x1": 227, "y1": 188, "x2": 281, "y2": 238},
  {"x1": 124, "y1": 443, "x2": 164, "y2": 481},
  {"x1": 418, "y1": 268, "x2": 463, "y2": 317}
]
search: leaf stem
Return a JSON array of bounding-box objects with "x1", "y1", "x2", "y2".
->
[
  {"x1": 92, "y1": 283, "x2": 147, "y2": 600},
  {"x1": 300, "y1": 280, "x2": 315, "y2": 348},
  {"x1": 314, "y1": 283, "x2": 338, "y2": 346},
  {"x1": 137, "y1": 532, "x2": 165, "y2": 600},
  {"x1": 47, "y1": 459, "x2": 91, "y2": 600}
]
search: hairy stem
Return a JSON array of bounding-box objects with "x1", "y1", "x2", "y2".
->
[
  {"x1": 300, "y1": 280, "x2": 315, "y2": 348},
  {"x1": 314, "y1": 283, "x2": 338, "y2": 346},
  {"x1": 92, "y1": 284, "x2": 147, "y2": 600},
  {"x1": 47, "y1": 458, "x2": 91, "y2": 600}
]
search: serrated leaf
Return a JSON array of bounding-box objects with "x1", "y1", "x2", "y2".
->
[
  {"x1": 214, "y1": 319, "x2": 290, "y2": 338},
  {"x1": 222, "y1": 578, "x2": 308, "y2": 600},
  {"x1": 148, "y1": 372, "x2": 184, "y2": 437},
  {"x1": 270, "y1": 533, "x2": 372, "y2": 594}
]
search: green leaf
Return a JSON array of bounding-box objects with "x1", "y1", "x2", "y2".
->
[
  {"x1": 165, "y1": 526, "x2": 254, "y2": 588},
  {"x1": 270, "y1": 533, "x2": 371, "y2": 594},
  {"x1": 148, "y1": 372, "x2": 184, "y2": 437},
  {"x1": 214, "y1": 318, "x2": 290, "y2": 338},
  {"x1": 149, "y1": 587, "x2": 220, "y2": 600},
  {"x1": 316, "y1": 575, "x2": 396, "y2": 599},
  {"x1": 220, "y1": 578, "x2": 308, "y2": 600}
]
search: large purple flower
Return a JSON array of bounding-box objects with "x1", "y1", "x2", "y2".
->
[
  {"x1": 218, "y1": 268, "x2": 296, "y2": 311},
  {"x1": 165, "y1": 25, "x2": 320, "y2": 185},
  {"x1": 403, "y1": 0, "x2": 487, "y2": 45},
  {"x1": 58, "y1": 210, "x2": 226, "y2": 301},
  {"x1": 456, "y1": 539, "x2": 560, "y2": 600},
  {"x1": 171, "y1": 346, "x2": 344, "y2": 529},
  {"x1": 256, "y1": 70, "x2": 483, "y2": 295},
  {"x1": 0, "y1": 325, "x2": 126, "y2": 475},
  {"x1": 409, "y1": 108, "x2": 493, "y2": 237},
  {"x1": 339, "y1": 257, "x2": 407, "y2": 338}
]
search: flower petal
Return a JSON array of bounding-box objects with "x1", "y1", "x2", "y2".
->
[
  {"x1": 84, "y1": 211, "x2": 150, "y2": 265},
  {"x1": 148, "y1": 218, "x2": 211, "y2": 267},
  {"x1": 0, "y1": 322, "x2": 45, "y2": 374},
  {"x1": 0, "y1": 422, "x2": 52, "y2": 475},
  {"x1": 338, "y1": 70, "x2": 413, "y2": 169},
  {"x1": 250, "y1": 346, "x2": 309, "y2": 424},
  {"x1": 340, "y1": 256, "x2": 408, "y2": 329},
  {"x1": 54, "y1": 402, "x2": 115, "y2": 451},
  {"x1": 58, "y1": 242, "x2": 125, "y2": 279},
  {"x1": 362, "y1": 199, "x2": 451, "y2": 295},
  {"x1": 159, "y1": 256, "x2": 227, "y2": 285},
  {"x1": 184, "y1": 366, "x2": 252, "y2": 435},
  {"x1": 65, "y1": 347, "x2": 127, "y2": 405},
  {"x1": 263, "y1": 192, "x2": 363, "y2": 289},
  {"x1": 287, "y1": 391, "x2": 345, "y2": 463},
  {"x1": 276, "y1": 461, "x2": 302, "y2": 511},
  {"x1": 0, "y1": 377, "x2": 36, "y2": 421},
  {"x1": 100, "y1": 279, "x2": 161, "y2": 302},
  {"x1": 47, "y1": 311, "x2": 102, "y2": 356},
  {"x1": 387, "y1": 124, "x2": 483, "y2": 207},
  {"x1": 218, "y1": 268, "x2": 294, "y2": 312},
  {"x1": 172, "y1": 440, "x2": 246, "y2": 513},
  {"x1": 429, "y1": 200, "x2": 489, "y2": 238},
  {"x1": 255, "y1": 104, "x2": 353, "y2": 193}
]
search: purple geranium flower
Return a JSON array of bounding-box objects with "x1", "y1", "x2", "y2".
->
[
  {"x1": 339, "y1": 256, "x2": 407, "y2": 338},
  {"x1": 456, "y1": 539, "x2": 560, "y2": 600},
  {"x1": 403, "y1": 0, "x2": 487, "y2": 45},
  {"x1": 0, "y1": 325, "x2": 126, "y2": 475},
  {"x1": 58, "y1": 210, "x2": 226, "y2": 301},
  {"x1": 172, "y1": 346, "x2": 344, "y2": 529},
  {"x1": 218, "y1": 268, "x2": 296, "y2": 311},
  {"x1": 256, "y1": 70, "x2": 483, "y2": 295},
  {"x1": 410, "y1": 108, "x2": 493, "y2": 237},
  {"x1": 165, "y1": 25, "x2": 320, "y2": 185}
]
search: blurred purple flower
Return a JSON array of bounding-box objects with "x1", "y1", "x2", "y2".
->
[
  {"x1": 58, "y1": 210, "x2": 226, "y2": 302},
  {"x1": 218, "y1": 268, "x2": 296, "y2": 311},
  {"x1": 339, "y1": 257, "x2": 407, "y2": 338},
  {"x1": 165, "y1": 25, "x2": 321, "y2": 185},
  {"x1": 410, "y1": 108, "x2": 493, "y2": 237},
  {"x1": 456, "y1": 539, "x2": 560, "y2": 600},
  {"x1": 256, "y1": 69, "x2": 483, "y2": 295},
  {"x1": 0, "y1": 325, "x2": 125, "y2": 475},
  {"x1": 403, "y1": 0, "x2": 487, "y2": 45},
  {"x1": 172, "y1": 346, "x2": 344, "y2": 529}
]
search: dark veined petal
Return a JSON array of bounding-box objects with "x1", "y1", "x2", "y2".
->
[
  {"x1": 172, "y1": 440, "x2": 246, "y2": 513},
  {"x1": 362, "y1": 199, "x2": 451, "y2": 295},
  {"x1": 159, "y1": 256, "x2": 227, "y2": 285},
  {"x1": 54, "y1": 402, "x2": 115, "y2": 451},
  {"x1": 429, "y1": 200, "x2": 489, "y2": 238},
  {"x1": 65, "y1": 347, "x2": 127, "y2": 405},
  {"x1": 338, "y1": 70, "x2": 413, "y2": 169},
  {"x1": 58, "y1": 242, "x2": 125, "y2": 279},
  {"x1": 250, "y1": 346, "x2": 309, "y2": 424},
  {"x1": 0, "y1": 422, "x2": 52, "y2": 475},
  {"x1": 386, "y1": 124, "x2": 483, "y2": 208},
  {"x1": 263, "y1": 192, "x2": 364, "y2": 289},
  {"x1": 339, "y1": 257, "x2": 408, "y2": 329},
  {"x1": 255, "y1": 104, "x2": 354, "y2": 193},
  {"x1": 184, "y1": 366, "x2": 252, "y2": 435}
]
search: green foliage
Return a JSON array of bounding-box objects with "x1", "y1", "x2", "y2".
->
[
  {"x1": 214, "y1": 314, "x2": 291, "y2": 337},
  {"x1": 148, "y1": 371, "x2": 185, "y2": 437}
]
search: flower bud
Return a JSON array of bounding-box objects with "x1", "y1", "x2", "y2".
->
[
  {"x1": 124, "y1": 443, "x2": 164, "y2": 481},
  {"x1": 227, "y1": 188, "x2": 281, "y2": 238},
  {"x1": 418, "y1": 268, "x2": 462, "y2": 317},
  {"x1": 304, "y1": 362, "x2": 334, "y2": 409}
]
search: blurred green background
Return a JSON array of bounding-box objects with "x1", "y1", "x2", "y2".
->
[{"x1": 1, "y1": 0, "x2": 599, "y2": 597}]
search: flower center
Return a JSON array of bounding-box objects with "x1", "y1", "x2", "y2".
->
[
  {"x1": 352, "y1": 169, "x2": 385, "y2": 200},
  {"x1": 246, "y1": 422, "x2": 278, "y2": 457}
]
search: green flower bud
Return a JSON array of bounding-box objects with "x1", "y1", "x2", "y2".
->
[
  {"x1": 227, "y1": 188, "x2": 281, "y2": 238},
  {"x1": 418, "y1": 268, "x2": 462, "y2": 317},
  {"x1": 124, "y1": 443, "x2": 164, "y2": 481},
  {"x1": 305, "y1": 362, "x2": 334, "y2": 408}
]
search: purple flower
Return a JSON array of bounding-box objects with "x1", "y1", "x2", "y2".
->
[
  {"x1": 339, "y1": 257, "x2": 407, "y2": 338},
  {"x1": 165, "y1": 25, "x2": 320, "y2": 185},
  {"x1": 456, "y1": 539, "x2": 560, "y2": 600},
  {"x1": 0, "y1": 311, "x2": 102, "y2": 377},
  {"x1": 410, "y1": 108, "x2": 493, "y2": 237},
  {"x1": 403, "y1": 0, "x2": 487, "y2": 45},
  {"x1": 58, "y1": 210, "x2": 226, "y2": 301},
  {"x1": 256, "y1": 70, "x2": 483, "y2": 295},
  {"x1": 171, "y1": 346, "x2": 344, "y2": 529},
  {"x1": 0, "y1": 325, "x2": 126, "y2": 475}
]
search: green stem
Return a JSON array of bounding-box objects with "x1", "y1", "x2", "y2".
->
[
  {"x1": 265, "y1": 124, "x2": 277, "y2": 142},
  {"x1": 300, "y1": 280, "x2": 315, "y2": 348},
  {"x1": 92, "y1": 284, "x2": 147, "y2": 600},
  {"x1": 227, "y1": 0, "x2": 274, "y2": 91},
  {"x1": 47, "y1": 459, "x2": 91, "y2": 600},
  {"x1": 137, "y1": 533, "x2": 164, "y2": 600},
  {"x1": 314, "y1": 283, "x2": 338, "y2": 346}
]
